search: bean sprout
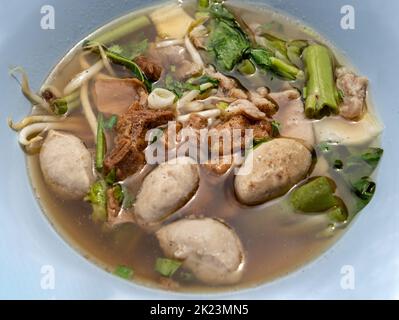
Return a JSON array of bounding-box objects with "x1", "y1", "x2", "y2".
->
[
  {"x1": 98, "y1": 44, "x2": 116, "y2": 77},
  {"x1": 8, "y1": 115, "x2": 64, "y2": 131},
  {"x1": 184, "y1": 36, "x2": 204, "y2": 67},
  {"x1": 80, "y1": 82, "x2": 98, "y2": 136},
  {"x1": 156, "y1": 39, "x2": 185, "y2": 48},
  {"x1": 177, "y1": 109, "x2": 221, "y2": 123},
  {"x1": 177, "y1": 90, "x2": 201, "y2": 113},
  {"x1": 64, "y1": 60, "x2": 104, "y2": 95},
  {"x1": 9, "y1": 67, "x2": 51, "y2": 113}
]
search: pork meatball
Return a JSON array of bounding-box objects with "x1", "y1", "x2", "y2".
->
[
  {"x1": 235, "y1": 138, "x2": 312, "y2": 205},
  {"x1": 156, "y1": 218, "x2": 245, "y2": 285},
  {"x1": 40, "y1": 130, "x2": 94, "y2": 200},
  {"x1": 134, "y1": 157, "x2": 199, "y2": 228}
]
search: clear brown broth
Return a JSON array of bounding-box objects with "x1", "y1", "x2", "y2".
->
[{"x1": 26, "y1": 0, "x2": 380, "y2": 292}]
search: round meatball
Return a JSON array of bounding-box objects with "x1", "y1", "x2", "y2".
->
[
  {"x1": 134, "y1": 157, "x2": 199, "y2": 228},
  {"x1": 235, "y1": 138, "x2": 312, "y2": 205},
  {"x1": 40, "y1": 130, "x2": 94, "y2": 200},
  {"x1": 156, "y1": 218, "x2": 245, "y2": 285}
]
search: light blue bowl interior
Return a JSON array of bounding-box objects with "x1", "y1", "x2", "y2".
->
[{"x1": 1, "y1": 0, "x2": 398, "y2": 299}]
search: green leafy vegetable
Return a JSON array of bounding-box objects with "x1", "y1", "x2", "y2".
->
[
  {"x1": 291, "y1": 176, "x2": 338, "y2": 212},
  {"x1": 303, "y1": 44, "x2": 338, "y2": 119},
  {"x1": 207, "y1": 12, "x2": 250, "y2": 71},
  {"x1": 85, "y1": 180, "x2": 107, "y2": 222},
  {"x1": 83, "y1": 41, "x2": 151, "y2": 91},
  {"x1": 208, "y1": 1, "x2": 235, "y2": 20},
  {"x1": 164, "y1": 75, "x2": 195, "y2": 98},
  {"x1": 129, "y1": 39, "x2": 148, "y2": 59},
  {"x1": 114, "y1": 265, "x2": 134, "y2": 279},
  {"x1": 110, "y1": 39, "x2": 148, "y2": 60},
  {"x1": 95, "y1": 114, "x2": 106, "y2": 171},
  {"x1": 360, "y1": 148, "x2": 383, "y2": 169},
  {"x1": 260, "y1": 33, "x2": 289, "y2": 61},
  {"x1": 250, "y1": 48, "x2": 302, "y2": 80},
  {"x1": 165, "y1": 74, "x2": 218, "y2": 98},
  {"x1": 155, "y1": 258, "x2": 182, "y2": 277},
  {"x1": 108, "y1": 44, "x2": 123, "y2": 55}
]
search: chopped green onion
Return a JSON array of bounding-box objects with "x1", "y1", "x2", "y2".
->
[
  {"x1": 271, "y1": 120, "x2": 281, "y2": 137},
  {"x1": 52, "y1": 99, "x2": 68, "y2": 115},
  {"x1": 84, "y1": 180, "x2": 107, "y2": 222},
  {"x1": 352, "y1": 177, "x2": 376, "y2": 202},
  {"x1": 216, "y1": 101, "x2": 229, "y2": 110},
  {"x1": 333, "y1": 159, "x2": 343, "y2": 170},
  {"x1": 155, "y1": 258, "x2": 182, "y2": 277},
  {"x1": 105, "y1": 168, "x2": 117, "y2": 185},
  {"x1": 198, "y1": 0, "x2": 210, "y2": 9},
  {"x1": 50, "y1": 90, "x2": 80, "y2": 115},
  {"x1": 113, "y1": 184, "x2": 124, "y2": 205},
  {"x1": 95, "y1": 113, "x2": 106, "y2": 171},
  {"x1": 252, "y1": 137, "x2": 270, "y2": 149},
  {"x1": 114, "y1": 265, "x2": 134, "y2": 279},
  {"x1": 150, "y1": 128, "x2": 164, "y2": 144},
  {"x1": 318, "y1": 141, "x2": 331, "y2": 152},
  {"x1": 104, "y1": 114, "x2": 118, "y2": 130}
]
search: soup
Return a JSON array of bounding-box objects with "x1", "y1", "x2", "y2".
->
[{"x1": 9, "y1": 0, "x2": 383, "y2": 292}]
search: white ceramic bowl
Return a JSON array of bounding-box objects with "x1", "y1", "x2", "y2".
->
[{"x1": 0, "y1": 0, "x2": 398, "y2": 299}]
